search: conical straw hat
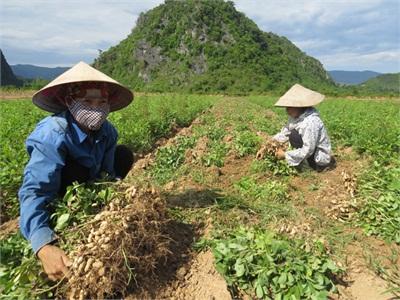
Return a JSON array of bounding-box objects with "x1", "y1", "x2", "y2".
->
[
  {"x1": 274, "y1": 84, "x2": 325, "y2": 107},
  {"x1": 32, "y1": 61, "x2": 133, "y2": 113}
]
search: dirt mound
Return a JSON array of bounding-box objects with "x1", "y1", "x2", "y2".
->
[
  {"x1": 337, "y1": 270, "x2": 393, "y2": 300},
  {"x1": 153, "y1": 250, "x2": 231, "y2": 300},
  {"x1": 64, "y1": 185, "x2": 170, "y2": 299}
]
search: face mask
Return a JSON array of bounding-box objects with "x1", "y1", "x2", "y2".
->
[{"x1": 67, "y1": 99, "x2": 109, "y2": 131}]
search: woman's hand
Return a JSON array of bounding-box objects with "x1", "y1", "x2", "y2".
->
[
  {"x1": 37, "y1": 244, "x2": 71, "y2": 281},
  {"x1": 275, "y1": 149, "x2": 286, "y2": 160}
]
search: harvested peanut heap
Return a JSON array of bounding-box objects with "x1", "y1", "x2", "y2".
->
[
  {"x1": 277, "y1": 221, "x2": 312, "y2": 238},
  {"x1": 325, "y1": 172, "x2": 358, "y2": 221},
  {"x1": 341, "y1": 171, "x2": 357, "y2": 198},
  {"x1": 256, "y1": 134, "x2": 286, "y2": 160},
  {"x1": 64, "y1": 185, "x2": 170, "y2": 300},
  {"x1": 325, "y1": 199, "x2": 356, "y2": 222}
]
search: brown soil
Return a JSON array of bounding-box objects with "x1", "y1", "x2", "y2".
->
[
  {"x1": 0, "y1": 90, "x2": 36, "y2": 99},
  {"x1": 4, "y1": 97, "x2": 397, "y2": 299},
  {"x1": 289, "y1": 150, "x2": 399, "y2": 299},
  {"x1": 335, "y1": 242, "x2": 398, "y2": 300},
  {"x1": 43, "y1": 98, "x2": 400, "y2": 298},
  {"x1": 122, "y1": 104, "x2": 232, "y2": 299},
  {"x1": 289, "y1": 155, "x2": 365, "y2": 211},
  {"x1": 157, "y1": 250, "x2": 231, "y2": 300},
  {"x1": 340, "y1": 272, "x2": 393, "y2": 300},
  {"x1": 125, "y1": 99, "x2": 398, "y2": 299},
  {"x1": 0, "y1": 218, "x2": 19, "y2": 239},
  {"x1": 130, "y1": 250, "x2": 231, "y2": 300}
]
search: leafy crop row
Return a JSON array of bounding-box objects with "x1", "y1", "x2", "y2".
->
[
  {"x1": 0, "y1": 94, "x2": 216, "y2": 220},
  {"x1": 199, "y1": 227, "x2": 343, "y2": 299}
]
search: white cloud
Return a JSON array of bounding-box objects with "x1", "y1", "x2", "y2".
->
[
  {"x1": 0, "y1": 0, "x2": 163, "y2": 65},
  {"x1": 234, "y1": 0, "x2": 399, "y2": 72},
  {"x1": 0, "y1": 0, "x2": 399, "y2": 72},
  {"x1": 234, "y1": 0, "x2": 384, "y2": 27},
  {"x1": 320, "y1": 50, "x2": 400, "y2": 71}
]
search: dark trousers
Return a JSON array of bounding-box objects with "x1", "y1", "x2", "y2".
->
[
  {"x1": 59, "y1": 145, "x2": 134, "y2": 194},
  {"x1": 288, "y1": 129, "x2": 335, "y2": 172}
]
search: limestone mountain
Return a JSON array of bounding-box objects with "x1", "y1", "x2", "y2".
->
[
  {"x1": 94, "y1": 0, "x2": 334, "y2": 93},
  {"x1": 0, "y1": 50, "x2": 22, "y2": 87}
]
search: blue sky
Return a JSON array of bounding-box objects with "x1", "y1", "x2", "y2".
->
[{"x1": 1, "y1": 0, "x2": 399, "y2": 72}]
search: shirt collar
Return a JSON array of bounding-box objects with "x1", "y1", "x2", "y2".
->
[
  {"x1": 66, "y1": 111, "x2": 107, "y2": 144},
  {"x1": 290, "y1": 107, "x2": 318, "y2": 123}
]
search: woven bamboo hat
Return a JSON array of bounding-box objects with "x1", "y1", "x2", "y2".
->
[
  {"x1": 275, "y1": 84, "x2": 325, "y2": 107},
  {"x1": 32, "y1": 61, "x2": 133, "y2": 113}
]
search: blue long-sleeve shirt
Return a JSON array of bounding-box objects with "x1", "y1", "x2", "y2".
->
[{"x1": 18, "y1": 110, "x2": 118, "y2": 254}]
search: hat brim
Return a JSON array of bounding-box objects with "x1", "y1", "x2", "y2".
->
[
  {"x1": 274, "y1": 83, "x2": 325, "y2": 107},
  {"x1": 32, "y1": 61, "x2": 133, "y2": 113},
  {"x1": 274, "y1": 96, "x2": 324, "y2": 107},
  {"x1": 32, "y1": 80, "x2": 133, "y2": 113}
]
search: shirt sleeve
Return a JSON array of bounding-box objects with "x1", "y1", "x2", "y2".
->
[
  {"x1": 101, "y1": 124, "x2": 118, "y2": 177},
  {"x1": 284, "y1": 123, "x2": 319, "y2": 166},
  {"x1": 273, "y1": 125, "x2": 291, "y2": 143},
  {"x1": 18, "y1": 132, "x2": 66, "y2": 254}
]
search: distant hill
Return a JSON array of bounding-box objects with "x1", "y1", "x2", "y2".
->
[
  {"x1": 11, "y1": 64, "x2": 70, "y2": 80},
  {"x1": 329, "y1": 70, "x2": 381, "y2": 85},
  {"x1": 0, "y1": 50, "x2": 22, "y2": 87},
  {"x1": 360, "y1": 73, "x2": 400, "y2": 93},
  {"x1": 94, "y1": 0, "x2": 334, "y2": 93}
]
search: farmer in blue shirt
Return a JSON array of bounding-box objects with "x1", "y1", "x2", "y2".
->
[{"x1": 18, "y1": 62, "x2": 134, "y2": 281}]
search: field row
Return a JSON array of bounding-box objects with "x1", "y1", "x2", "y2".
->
[{"x1": 0, "y1": 95, "x2": 399, "y2": 299}]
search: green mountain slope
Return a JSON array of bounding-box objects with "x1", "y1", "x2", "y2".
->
[
  {"x1": 94, "y1": 0, "x2": 334, "y2": 93},
  {"x1": 360, "y1": 73, "x2": 400, "y2": 93}
]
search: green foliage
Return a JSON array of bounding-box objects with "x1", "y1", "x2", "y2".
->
[
  {"x1": 317, "y1": 100, "x2": 400, "y2": 162},
  {"x1": 251, "y1": 156, "x2": 296, "y2": 177},
  {"x1": 0, "y1": 182, "x2": 116, "y2": 299},
  {"x1": 150, "y1": 136, "x2": 196, "y2": 184},
  {"x1": 109, "y1": 94, "x2": 216, "y2": 152},
  {"x1": 22, "y1": 78, "x2": 50, "y2": 90},
  {"x1": 250, "y1": 97, "x2": 400, "y2": 242},
  {"x1": 0, "y1": 102, "x2": 48, "y2": 219},
  {"x1": 234, "y1": 176, "x2": 288, "y2": 203},
  {"x1": 210, "y1": 227, "x2": 343, "y2": 299},
  {"x1": 229, "y1": 176, "x2": 293, "y2": 223},
  {"x1": 359, "y1": 73, "x2": 400, "y2": 94},
  {"x1": 93, "y1": 0, "x2": 334, "y2": 94},
  {"x1": 317, "y1": 99, "x2": 399, "y2": 243},
  {"x1": 1, "y1": 93, "x2": 399, "y2": 298},
  {"x1": 357, "y1": 160, "x2": 400, "y2": 243},
  {"x1": 50, "y1": 182, "x2": 115, "y2": 232},
  {"x1": 193, "y1": 119, "x2": 228, "y2": 167},
  {"x1": 0, "y1": 233, "x2": 51, "y2": 299},
  {"x1": 248, "y1": 97, "x2": 400, "y2": 162},
  {"x1": 201, "y1": 141, "x2": 228, "y2": 167},
  {"x1": 233, "y1": 131, "x2": 262, "y2": 157},
  {"x1": 0, "y1": 94, "x2": 214, "y2": 220}
]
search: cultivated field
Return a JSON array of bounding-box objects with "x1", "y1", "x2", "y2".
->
[{"x1": 0, "y1": 94, "x2": 399, "y2": 299}]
